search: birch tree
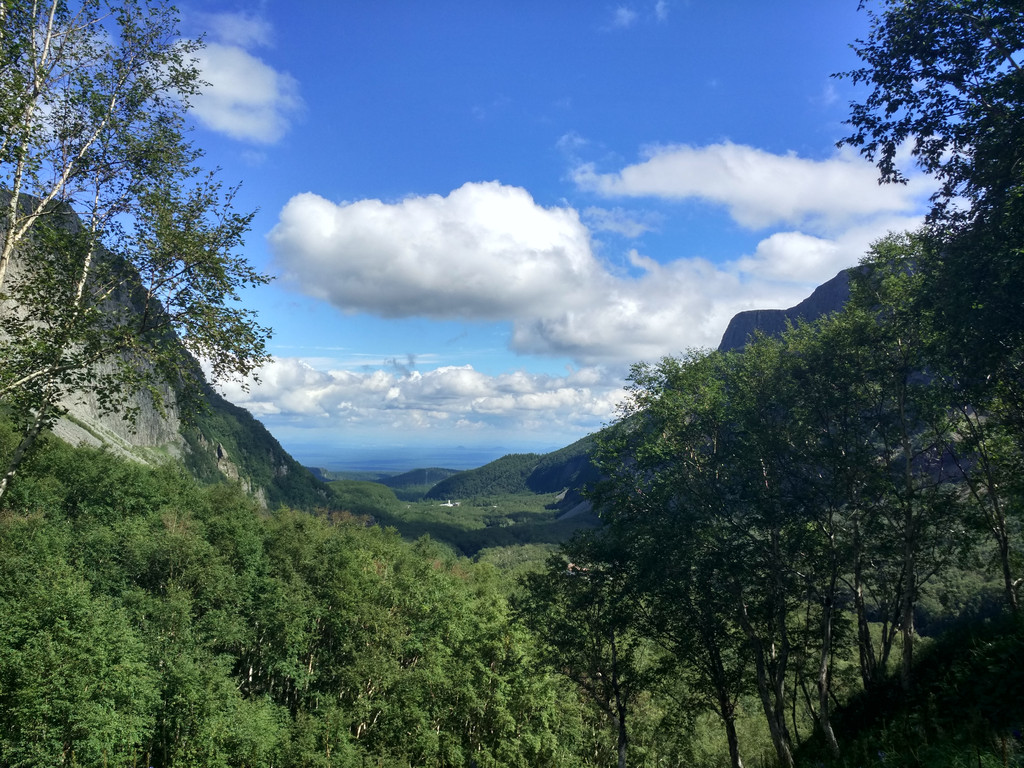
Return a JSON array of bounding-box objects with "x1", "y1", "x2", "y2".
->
[
  {"x1": 0, "y1": 0, "x2": 271, "y2": 502},
  {"x1": 591, "y1": 352, "x2": 754, "y2": 768}
]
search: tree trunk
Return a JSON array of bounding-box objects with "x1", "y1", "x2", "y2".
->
[
  {"x1": 616, "y1": 709, "x2": 627, "y2": 768},
  {"x1": 956, "y1": 405, "x2": 1019, "y2": 616},
  {"x1": 707, "y1": 633, "x2": 744, "y2": 768},
  {"x1": 0, "y1": 404, "x2": 50, "y2": 503},
  {"x1": 898, "y1": 376, "x2": 917, "y2": 693},
  {"x1": 852, "y1": 517, "x2": 879, "y2": 693},
  {"x1": 900, "y1": 539, "x2": 916, "y2": 693},
  {"x1": 817, "y1": 588, "x2": 841, "y2": 759},
  {"x1": 721, "y1": 701, "x2": 744, "y2": 768},
  {"x1": 610, "y1": 630, "x2": 628, "y2": 768},
  {"x1": 997, "y1": 527, "x2": 1019, "y2": 615},
  {"x1": 739, "y1": 608, "x2": 794, "y2": 768}
]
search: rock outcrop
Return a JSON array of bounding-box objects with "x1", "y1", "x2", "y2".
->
[
  {"x1": 1, "y1": 193, "x2": 325, "y2": 509},
  {"x1": 718, "y1": 269, "x2": 853, "y2": 351}
]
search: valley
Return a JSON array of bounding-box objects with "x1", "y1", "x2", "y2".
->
[{"x1": 2, "y1": 1, "x2": 1024, "y2": 766}]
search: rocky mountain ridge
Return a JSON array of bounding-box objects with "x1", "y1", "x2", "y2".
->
[{"x1": 718, "y1": 269, "x2": 852, "y2": 351}]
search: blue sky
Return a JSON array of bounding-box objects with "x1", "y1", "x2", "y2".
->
[{"x1": 179, "y1": 1, "x2": 934, "y2": 469}]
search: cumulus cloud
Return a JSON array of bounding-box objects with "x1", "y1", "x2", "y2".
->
[
  {"x1": 269, "y1": 182, "x2": 600, "y2": 321},
  {"x1": 507, "y1": 249, "x2": 844, "y2": 363},
  {"x1": 190, "y1": 13, "x2": 302, "y2": 144},
  {"x1": 270, "y1": 145, "x2": 930, "y2": 365},
  {"x1": 573, "y1": 142, "x2": 930, "y2": 230},
  {"x1": 218, "y1": 358, "x2": 623, "y2": 440},
  {"x1": 732, "y1": 212, "x2": 926, "y2": 282}
]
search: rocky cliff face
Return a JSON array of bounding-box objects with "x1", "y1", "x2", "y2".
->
[
  {"x1": 180, "y1": 390, "x2": 327, "y2": 510},
  {"x1": 1, "y1": 194, "x2": 325, "y2": 509},
  {"x1": 717, "y1": 269, "x2": 853, "y2": 351},
  {"x1": 49, "y1": 376, "x2": 185, "y2": 464}
]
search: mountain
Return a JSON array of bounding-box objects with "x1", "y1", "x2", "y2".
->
[
  {"x1": 180, "y1": 389, "x2": 327, "y2": 509},
  {"x1": 423, "y1": 434, "x2": 600, "y2": 518},
  {"x1": 381, "y1": 467, "x2": 462, "y2": 489},
  {"x1": 717, "y1": 269, "x2": 852, "y2": 351},
  {"x1": 1, "y1": 194, "x2": 326, "y2": 510},
  {"x1": 45, "y1": 365, "x2": 325, "y2": 509},
  {"x1": 120, "y1": 267, "x2": 852, "y2": 509},
  {"x1": 424, "y1": 453, "x2": 544, "y2": 500}
]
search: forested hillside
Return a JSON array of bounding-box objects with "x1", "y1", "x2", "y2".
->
[
  {"x1": 541, "y1": 238, "x2": 1024, "y2": 768},
  {"x1": 425, "y1": 436, "x2": 598, "y2": 504},
  {"x1": 425, "y1": 453, "x2": 543, "y2": 499},
  {"x1": 0, "y1": 424, "x2": 613, "y2": 767},
  {"x1": 518, "y1": 1, "x2": 1024, "y2": 763}
]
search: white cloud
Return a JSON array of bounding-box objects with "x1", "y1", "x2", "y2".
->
[
  {"x1": 270, "y1": 146, "x2": 929, "y2": 366},
  {"x1": 507, "y1": 252, "x2": 825, "y2": 363},
  {"x1": 557, "y1": 131, "x2": 589, "y2": 155},
  {"x1": 583, "y1": 206, "x2": 660, "y2": 238},
  {"x1": 573, "y1": 141, "x2": 931, "y2": 230},
  {"x1": 733, "y1": 212, "x2": 926, "y2": 282},
  {"x1": 612, "y1": 6, "x2": 638, "y2": 27},
  {"x1": 218, "y1": 358, "x2": 623, "y2": 440},
  {"x1": 189, "y1": 13, "x2": 302, "y2": 144},
  {"x1": 269, "y1": 182, "x2": 600, "y2": 321},
  {"x1": 655, "y1": 0, "x2": 669, "y2": 22},
  {"x1": 196, "y1": 11, "x2": 273, "y2": 47},
  {"x1": 256, "y1": 142, "x2": 936, "y2": 449},
  {"x1": 821, "y1": 81, "x2": 839, "y2": 106}
]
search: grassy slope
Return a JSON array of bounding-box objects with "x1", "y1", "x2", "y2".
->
[{"x1": 326, "y1": 479, "x2": 598, "y2": 558}]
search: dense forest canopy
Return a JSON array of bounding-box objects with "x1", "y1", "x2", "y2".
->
[{"x1": 0, "y1": 427, "x2": 606, "y2": 767}]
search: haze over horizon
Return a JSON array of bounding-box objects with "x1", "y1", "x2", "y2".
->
[{"x1": 180, "y1": 1, "x2": 935, "y2": 468}]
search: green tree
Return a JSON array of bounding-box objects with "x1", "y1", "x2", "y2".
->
[
  {"x1": 944, "y1": 402, "x2": 1024, "y2": 614},
  {"x1": 839, "y1": 0, "x2": 1024, "y2": 223},
  {"x1": 590, "y1": 351, "x2": 754, "y2": 768},
  {"x1": 848, "y1": 234, "x2": 971, "y2": 692},
  {"x1": 847, "y1": 232, "x2": 1023, "y2": 617},
  {"x1": 519, "y1": 535, "x2": 654, "y2": 768},
  {"x1": 0, "y1": 419, "x2": 611, "y2": 766},
  {"x1": 0, "y1": 0, "x2": 271, "y2": 502},
  {"x1": 840, "y1": 0, "x2": 1024, "y2": 451},
  {"x1": 590, "y1": 261, "x2": 980, "y2": 763},
  {"x1": 0, "y1": 515, "x2": 157, "y2": 767}
]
